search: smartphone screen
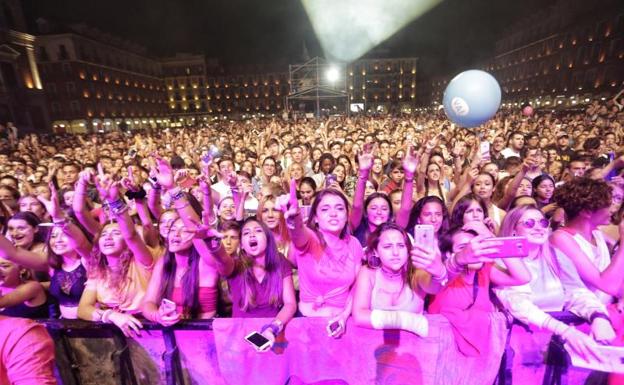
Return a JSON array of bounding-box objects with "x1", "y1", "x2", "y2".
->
[
  {"x1": 329, "y1": 321, "x2": 340, "y2": 333},
  {"x1": 480, "y1": 141, "x2": 491, "y2": 161},
  {"x1": 245, "y1": 332, "x2": 270, "y2": 349},
  {"x1": 414, "y1": 224, "x2": 435, "y2": 251},
  {"x1": 325, "y1": 174, "x2": 337, "y2": 188}
]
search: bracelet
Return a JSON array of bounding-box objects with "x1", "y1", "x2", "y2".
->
[
  {"x1": 589, "y1": 312, "x2": 612, "y2": 324},
  {"x1": 125, "y1": 188, "x2": 147, "y2": 200},
  {"x1": 91, "y1": 309, "x2": 104, "y2": 322},
  {"x1": 107, "y1": 199, "x2": 125, "y2": 211},
  {"x1": 260, "y1": 322, "x2": 281, "y2": 336},
  {"x1": 101, "y1": 309, "x2": 114, "y2": 323},
  {"x1": 52, "y1": 216, "x2": 69, "y2": 225},
  {"x1": 168, "y1": 188, "x2": 185, "y2": 202}
]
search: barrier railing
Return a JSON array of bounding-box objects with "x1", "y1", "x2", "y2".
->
[{"x1": 39, "y1": 312, "x2": 593, "y2": 385}]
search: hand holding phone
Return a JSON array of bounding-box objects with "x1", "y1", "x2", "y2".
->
[
  {"x1": 159, "y1": 298, "x2": 177, "y2": 315},
  {"x1": 325, "y1": 174, "x2": 337, "y2": 188},
  {"x1": 413, "y1": 224, "x2": 435, "y2": 251}
]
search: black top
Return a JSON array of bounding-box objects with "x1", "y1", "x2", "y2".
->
[{"x1": 49, "y1": 264, "x2": 87, "y2": 307}]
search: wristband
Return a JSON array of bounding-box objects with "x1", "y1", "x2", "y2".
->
[
  {"x1": 589, "y1": 312, "x2": 611, "y2": 324},
  {"x1": 125, "y1": 188, "x2": 147, "y2": 200},
  {"x1": 101, "y1": 309, "x2": 114, "y2": 323},
  {"x1": 260, "y1": 322, "x2": 281, "y2": 336}
]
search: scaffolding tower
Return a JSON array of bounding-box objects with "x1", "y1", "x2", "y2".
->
[{"x1": 286, "y1": 57, "x2": 348, "y2": 117}]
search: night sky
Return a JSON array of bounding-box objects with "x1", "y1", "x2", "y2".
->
[{"x1": 22, "y1": 0, "x2": 557, "y2": 76}]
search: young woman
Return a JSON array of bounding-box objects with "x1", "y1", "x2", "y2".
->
[
  {"x1": 406, "y1": 196, "x2": 450, "y2": 248},
  {"x1": 532, "y1": 174, "x2": 555, "y2": 210},
  {"x1": 449, "y1": 193, "x2": 494, "y2": 231},
  {"x1": 351, "y1": 145, "x2": 418, "y2": 246},
  {"x1": 416, "y1": 162, "x2": 448, "y2": 202},
  {"x1": 258, "y1": 195, "x2": 290, "y2": 254},
  {"x1": 141, "y1": 154, "x2": 235, "y2": 325},
  {"x1": 142, "y1": 214, "x2": 234, "y2": 324},
  {"x1": 0, "y1": 182, "x2": 93, "y2": 319},
  {"x1": 298, "y1": 177, "x2": 317, "y2": 206},
  {"x1": 495, "y1": 205, "x2": 616, "y2": 363},
  {"x1": 4, "y1": 212, "x2": 47, "y2": 266},
  {"x1": 472, "y1": 173, "x2": 506, "y2": 228},
  {"x1": 227, "y1": 218, "x2": 296, "y2": 350},
  {"x1": 77, "y1": 170, "x2": 154, "y2": 337},
  {"x1": 284, "y1": 182, "x2": 363, "y2": 338},
  {"x1": 352, "y1": 223, "x2": 446, "y2": 336},
  {"x1": 430, "y1": 221, "x2": 530, "y2": 357},
  {"x1": 550, "y1": 178, "x2": 624, "y2": 304}
]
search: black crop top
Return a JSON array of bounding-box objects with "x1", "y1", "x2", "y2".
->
[{"x1": 49, "y1": 264, "x2": 87, "y2": 307}]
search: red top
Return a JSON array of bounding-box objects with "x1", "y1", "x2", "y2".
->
[
  {"x1": 171, "y1": 286, "x2": 218, "y2": 317},
  {"x1": 428, "y1": 263, "x2": 496, "y2": 357},
  {"x1": 0, "y1": 316, "x2": 56, "y2": 385}
]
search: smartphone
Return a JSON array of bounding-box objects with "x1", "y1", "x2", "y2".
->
[
  {"x1": 487, "y1": 236, "x2": 529, "y2": 258},
  {"x1": 128, "y1": 148, "x2": 137, "y2": 158},
  {"x1": 325, "y1": 174, "x2": 337, "y2": 188},
  {"x1": 328, "y1": 321, "x2": 341, "y2": 333},
  {"x1": 480, "y1": 141, "x2": 491, "y2": 161},
  {"x1": 178, "y1": 174, "x2": 196, "y2": 189},
  {"x1": 414, "y1": 224, "x2": 435, "y2": 251},
  {"x1": 159, "y1": 298, "x2": 177, "y2": 314},
  {"x1": 245, "y1": 331, "x2": 272, "y2": 351},
  {"x1": 607, "y1": 152, "x2": 617, "y2": 181}
]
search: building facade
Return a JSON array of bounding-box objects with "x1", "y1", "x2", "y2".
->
[
  {"x1": 35, "y1": 23, "x2": 169, "y2": 133},
  {"x1": 0, "y1": 0, "x2": 50, "y2": 133},
  {"x1": 422, "y1": 0, "x2": 624, "y2": 110},
  {"x1": 347, "y1": 57, "x2": 418, "y2": 113}
]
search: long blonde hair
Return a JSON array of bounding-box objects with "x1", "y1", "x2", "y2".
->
[{"x1": 498, "y1": 204, "x2": 560, "y2": 274}]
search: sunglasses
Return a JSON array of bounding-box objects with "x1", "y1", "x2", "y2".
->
[{"x1": 518, "y1": 218, "x2": 550, "y2": 229}]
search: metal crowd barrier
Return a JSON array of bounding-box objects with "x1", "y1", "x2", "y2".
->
[{"x1": 38, "y1": 312, "x2": 596, "y2": 385}]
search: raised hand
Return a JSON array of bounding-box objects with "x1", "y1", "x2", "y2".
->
[
  {"x1": 37, "y1": 181, "x2": 62, "y2": 221},
  {"x1": 357, "y1": 144, "x2": 375, "y2": 173},
  {"x1": 410, "y1": 244, "x2": 445, "y2": 277},
  {"x1": 153, "y1": 154, "x2": 175, "y2": 190},
  {"x1": 121, "y1": 166, "x2": 139, "y2": 192},
  {"x1": 283, "y1": 179, "x2": 300, "y2": 228},
  {"x1": 402, "y1": 144, "x2": 419, "y2": 177},
  {"x1": 94, "y1": 163, "x2": 121, "y2": 202}
]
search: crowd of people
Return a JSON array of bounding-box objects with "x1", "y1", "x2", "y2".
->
[{"x1": 0, "y1": 93, "x2": 624, "y2": 382}]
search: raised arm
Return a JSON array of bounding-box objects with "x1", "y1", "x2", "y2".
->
[
  {"x1": 72, "y1": 169, "x2": 102, "y2": 236},
  {"x1": 283, "y1": 179, "x2": 310, "y2": 263},
  {"x1": 156, "y1": 158, "x2": 234, "y2": 276},
  {"x1": 0, "y1": 234, "x2": 47, "y2": 271},
  {"x1": 397, "y1": 144, "x2": 419, "y2": 228},
  {"x1": 38, "y1": 182, "x2": 92, "y2": 259},
  {"x1": 94, "y1": 166, "x2": 153, "y2": 267},
  {"x1": 496, "y1": 157, "x2": 531, "y2": 210},
  {"x1": 122, "y1": 167, "x2": 158, "y2": 248},
  {"x1": 350, "y1": 146, "x2": 374, "y2": 230}
]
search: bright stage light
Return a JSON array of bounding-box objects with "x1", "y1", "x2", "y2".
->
[
  {"x1": 326, "y1": 67, "x2": 340, "y2": 82},
  {"x1": 302, "y1": 0, "x2": 442, "y2": 62}
]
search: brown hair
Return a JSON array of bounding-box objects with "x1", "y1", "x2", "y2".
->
[{"x1": 553, "y1": 177, "x2": 612, "y2": 221}]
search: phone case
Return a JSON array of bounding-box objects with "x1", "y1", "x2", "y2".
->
[{"x1": 414, "y1": 224, "x2": 435, "y2": 250}]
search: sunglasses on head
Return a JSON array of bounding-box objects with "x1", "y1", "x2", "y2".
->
[{"x1": 519, "y1": 218, "x2": 550, "y2": 229}]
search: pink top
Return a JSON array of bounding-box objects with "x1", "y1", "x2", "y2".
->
[
  {"x1": 290, "y1": 228, "x2": 363, "y2": 316},
  {"x1": 0, "y1": 316, "x2": 56, "y2": 385}
]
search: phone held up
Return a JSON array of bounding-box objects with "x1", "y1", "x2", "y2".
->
[{"x1": 413, "y1": 224, "x2": 435, "y2": 251}]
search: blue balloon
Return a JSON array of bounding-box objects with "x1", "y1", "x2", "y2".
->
[{"x1": 443, "y1": 70, "x2": 501, "y2": 128}]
